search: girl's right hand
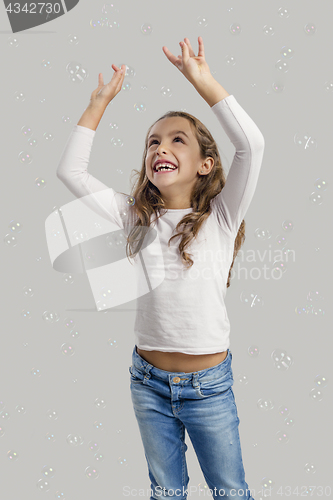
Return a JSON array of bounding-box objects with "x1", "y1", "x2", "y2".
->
[{"x1": 90, "y1": 64, "x2": 126, "y2": 107}]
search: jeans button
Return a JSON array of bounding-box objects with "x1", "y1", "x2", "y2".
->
[{"x1": 173, "y1": 377, "x2": 180, "y2": 383}]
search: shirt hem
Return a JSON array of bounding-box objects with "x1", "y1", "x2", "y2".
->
[{"x1": 135, "y1": 344, "x2": 230, "y2": 355}]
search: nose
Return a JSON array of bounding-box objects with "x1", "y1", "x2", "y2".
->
[
  {"x1": 156, "y1": 144, "x2": 168, "y2": 154},
  {"x1": 153, "y1": 146, "x2": 167, "y2": 165}
]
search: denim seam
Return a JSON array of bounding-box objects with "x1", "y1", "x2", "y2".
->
[{"x1": 181, "y1": 423, "x2": 186, "y2": 495}]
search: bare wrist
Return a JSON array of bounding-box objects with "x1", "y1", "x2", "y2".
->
[
  {"x1": 88, "y1": 98, "x2": 108, "y2": 112},
  {"x1": 77, "y1": 100, "x2": 107, "y2": 130}
]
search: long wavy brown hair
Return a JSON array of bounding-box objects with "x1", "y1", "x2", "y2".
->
[{"x1": 123, "y1": 110, "x2": 245, "y2": 288}]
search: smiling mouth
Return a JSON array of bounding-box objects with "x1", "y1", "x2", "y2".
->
[{"x1": 154, "y1": 167, "x2": 178, "y2": 174}]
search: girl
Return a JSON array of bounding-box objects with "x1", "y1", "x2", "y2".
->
[{"x1": 57, "y1": 37, "x2": 265, "y2": 499}]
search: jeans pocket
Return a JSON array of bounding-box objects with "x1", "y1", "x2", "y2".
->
[
  {"x1": 197, "y1": 372, "x2": 233, "y2": 398},
  {"x1": 129, "y1": 365, "x2": 144, "y2": 384}
]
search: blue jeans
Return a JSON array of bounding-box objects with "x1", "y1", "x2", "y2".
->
[{"x1": 129, "y1": 346, "x2": 255, "y2": 500}]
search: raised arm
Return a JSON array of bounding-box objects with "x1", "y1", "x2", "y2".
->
[
  {"x1": 56, "y1": 65, "x2": 132, "y2": 227},
  {"x1": 210, "y1": 94, "x2": 265, "y2": 235},
  {"x1": 56, "y1": 112, "x2": 124, "y2": 226},
  {"x1": 162, "y1": 36, "x2": 265, "y2": 235},
  {"x1": 56, "y1": 115, "x2": 108, "y2": 200}
]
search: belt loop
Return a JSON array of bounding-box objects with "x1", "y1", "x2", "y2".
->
[
  {"x1": 192, "y1": 372, "x2": 199, "y2": 388},
  {"x1": 144, "y1": 363, "x2": 153, "y2": 380}
]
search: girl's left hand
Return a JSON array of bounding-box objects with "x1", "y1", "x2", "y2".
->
[{"x1": 162, "y1": 37, "x2": 213, "y2": 88}]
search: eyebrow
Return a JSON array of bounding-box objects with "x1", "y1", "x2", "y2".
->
[{"x1": 148, "y1": 130, "x2": 190, "y2": 141}]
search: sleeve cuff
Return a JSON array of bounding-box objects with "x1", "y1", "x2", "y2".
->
[
  {"x1": 73, "y1": 124, "x2": 96, "y2": 138},
  {"x1": 211, "y1": 94, "x2": 236, "y2": 111}
]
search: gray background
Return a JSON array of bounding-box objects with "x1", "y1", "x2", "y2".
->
[{"x1": 1, "y1": 0, "x2": 332, "y2": 499}]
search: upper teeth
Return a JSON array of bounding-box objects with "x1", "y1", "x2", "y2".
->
[{"x1": 155, "y1": 162, "x2": 177, "y2": 171}]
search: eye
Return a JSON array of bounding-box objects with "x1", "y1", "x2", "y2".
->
[{"x1": 149, "y1": 136, "x2": 184, "y2": 147}]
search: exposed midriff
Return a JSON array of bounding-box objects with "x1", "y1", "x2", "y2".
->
[{"x1": 136, "y1": 347, "x2": 228, "y2": 373}]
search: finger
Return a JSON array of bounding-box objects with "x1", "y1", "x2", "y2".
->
[
  {"x1": 180, "y1": 40, "x2": 189, "y2": 62},
  {"x1": 183, "y1": 37, "x2": 195, "y2": 57},
  {"x1": 112, "y1": 64, "x2": 123, "y2": 73},
  {"x1": 162, "y1": 45, "x2": 179, "y2": 66},
  {"x1": 197, "y1": 36, "x2": 205, "y2": 59},
  {"x1": 99, "y1": 73, "x2": 104, "y2": 86},
  {"x1": 114, "y1": 65, "x2": 124, "y2": 76}
]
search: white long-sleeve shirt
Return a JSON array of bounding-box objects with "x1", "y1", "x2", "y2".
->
[{"x1": 56, "y1": 95, "x2": 265, "y2": 354}]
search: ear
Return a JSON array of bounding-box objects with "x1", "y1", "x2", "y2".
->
[{"x1": 203, "y1": 157, "x2": 214, "y2": 173}]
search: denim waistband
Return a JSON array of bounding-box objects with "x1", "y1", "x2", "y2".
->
[{"x1": 131, "y1": 345, "x2": 232, "y2": 384}]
